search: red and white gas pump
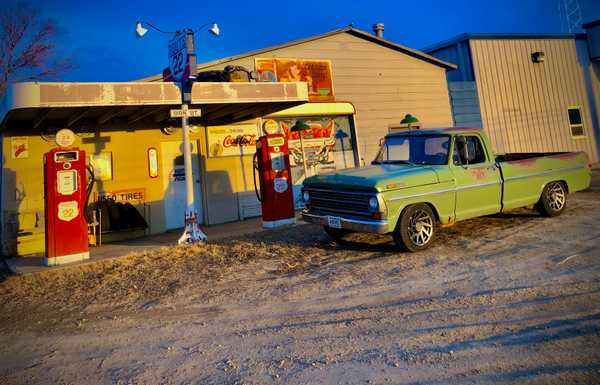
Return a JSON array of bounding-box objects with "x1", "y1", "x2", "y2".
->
[
  {"x1": 43, "y1": 144, "x2": 90, "y2": 266},
  {"x1": 253, "y1": 120, "x2": 296, "y2": 228}
]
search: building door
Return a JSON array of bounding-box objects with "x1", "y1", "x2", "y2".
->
[{"x1": 161, "y1": 141, "x2": 203, "y2": 229}]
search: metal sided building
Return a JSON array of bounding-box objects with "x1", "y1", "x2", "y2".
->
[{"x1": 423, "y1": 22, "x2": 600, "y2": 163}]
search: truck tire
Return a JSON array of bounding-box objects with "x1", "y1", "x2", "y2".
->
[
  {"x1": 323, "y1": 226, "x2": 350, "y2": 240},
  {"x1": 536, "y1": 181, "x2": 567, "y2": 217},
  {"x1": 393, "y1": 204, "x2": 436, "y2": 252}
]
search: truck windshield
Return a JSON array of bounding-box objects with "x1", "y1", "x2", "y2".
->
[{"x1": 373, "y1": 134, "x2": 450, "y2": 165}]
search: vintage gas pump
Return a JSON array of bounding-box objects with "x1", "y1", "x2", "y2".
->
[
  {"x1": 43, "y1": 131, "x2": 90, "y2": 266},
  {"x1": 253, "y1": 120, "x2": 296, "y2": 228}
]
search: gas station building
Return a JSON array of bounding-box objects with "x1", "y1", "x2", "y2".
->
[{"x1": 1, "y1": 26, "x2": 456, "y2": 258}]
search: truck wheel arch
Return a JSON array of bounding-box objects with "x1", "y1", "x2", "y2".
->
[
  {"x1": 397, "y1": 202, "x2": 441, "y2": 223},
  {"x1": 540, "y1": 180, "x2": 569, "y2": 196}
]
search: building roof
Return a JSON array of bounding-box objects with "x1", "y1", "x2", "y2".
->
[
  {"x1": 0, "y1": 81, "x2": 309, "y2": 130},
  {"x1": 582, "y1": 19, "x2": 600, "y2": 29},
  {"x1": 141, "y1": 26, "x2": 456, "y2": 82},
  {"x1": 423, "y1": 32, "x2": 588, "y2": 53}
]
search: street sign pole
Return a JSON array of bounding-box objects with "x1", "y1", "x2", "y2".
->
[{"x1": 168, "y1": 29, "x2": 206, "y2": 244}]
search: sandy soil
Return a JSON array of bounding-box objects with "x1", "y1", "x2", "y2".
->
[{"x1": 1, "y1": 172, "x2": 599, "y2": 385}]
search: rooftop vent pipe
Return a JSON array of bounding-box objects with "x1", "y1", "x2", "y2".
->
[{"x1": 373, "y1": 23, "x2": 384, "y2": 38}]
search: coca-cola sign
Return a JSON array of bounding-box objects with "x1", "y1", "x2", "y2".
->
[{"x1": 207, "y1": 124, "x2": 260, "y2": 157}]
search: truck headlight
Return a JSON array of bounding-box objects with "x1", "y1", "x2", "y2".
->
[
  {"x1": 303, "y1": 190, "x2": 310, "y2": 202},
  {"x1": 368, "y1": 197, "x2": 379, "y2": 211}
]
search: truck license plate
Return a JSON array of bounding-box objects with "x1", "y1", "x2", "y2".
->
[{"x1": 327, "y1": 216, "x2": 342, "y2": 229}]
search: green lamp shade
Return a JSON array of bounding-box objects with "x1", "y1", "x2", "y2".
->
[
  {"x1": 400, "y1": 114, "x2": 419, "y2": 125},
  {"x1": 291, "y1": 120, "x2": 310, "y2": 132}
]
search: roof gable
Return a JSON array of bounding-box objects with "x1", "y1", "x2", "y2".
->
[
  {"x1": 424, "y1": 32, "x2": 587, "y2": 54},
  {"x1": 141, "y1": 27, "x2": 456, "y2": 82}
]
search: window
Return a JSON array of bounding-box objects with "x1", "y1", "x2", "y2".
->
[
  {"x1": 568, "y1": 107, "x2": 585, "y2": 138},
  {"x1": 374, "y1": 134, "x2": 450, "y2": 165},
  {"x1": 453, "y1": 136, "x2": 486, "y2": 165}
]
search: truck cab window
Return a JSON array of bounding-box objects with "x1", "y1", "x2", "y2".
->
[
  {"x1": 374, "y1": 134, "x2": 450, "y2": 165},
  {"x1": 454, "y1": 136, "x2": 486, "y2": 165}
]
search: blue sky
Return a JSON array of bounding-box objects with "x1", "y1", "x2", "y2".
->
[{"x1": 38, "y1": 0, "x2": 600, "y2": 82}]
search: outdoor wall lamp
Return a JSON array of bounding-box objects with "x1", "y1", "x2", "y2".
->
[{"x1": 532, "y1": 51, "x2": 545, "y2": 63}]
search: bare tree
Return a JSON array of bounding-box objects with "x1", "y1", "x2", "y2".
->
[{"x1": 0, "y1": 2, "x2": 72, "y2": 99}]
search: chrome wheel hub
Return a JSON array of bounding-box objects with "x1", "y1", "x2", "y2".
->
[
  {"x1": 548, "y1": 183, "x2": 565, "y2": 211},
  {"x1": 408, "y1": 209, "x2": 433, "y2": 246}
]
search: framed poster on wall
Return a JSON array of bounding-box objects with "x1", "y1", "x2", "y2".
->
[{"x1": 255, "y1": 58, "x2": 335, "y2": 102}]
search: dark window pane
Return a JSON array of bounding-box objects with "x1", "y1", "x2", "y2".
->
[
  {"x1": 465, "y1": 136, "x2": 486, "y2": 164},
  {"x1": 568, "y1": 108, "x2": 582, "y2": 125},
  {"x1": 571, "y1": 125, "x2": 584, "y2": 137}
]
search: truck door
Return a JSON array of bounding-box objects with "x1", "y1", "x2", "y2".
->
[{"x1": 451, "y1": 135, "x2": 502, "y2": 220}]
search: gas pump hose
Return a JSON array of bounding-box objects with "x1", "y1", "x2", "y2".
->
[
  {"x1": 84, "y1": 165, "x2": 95, "y2": 223},
  {"x1": 252, "y1": 152, "x2": 262, "y2": 202}
]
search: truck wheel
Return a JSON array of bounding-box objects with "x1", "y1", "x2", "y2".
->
[
  {"x1": 536, "y1": 181, "x2": 567, "y2": 217},
  {"x1": 393, "y1": 204, "x2": 436, "y2": 252},
  {"x1": 323, "y1": 226, "x2": 349, "y2": 240}
]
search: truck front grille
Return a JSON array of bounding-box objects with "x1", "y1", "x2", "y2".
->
[{"x1": 306, "y1": 188, "x2": 374, "y2": 218}]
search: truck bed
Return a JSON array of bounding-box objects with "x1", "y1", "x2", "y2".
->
[
  {"x1": 498, "y1": 151, "x2": 590, "y2": 211},
  {"x1": 496, "y1": 152, "x2": 566, "y2": 162}
]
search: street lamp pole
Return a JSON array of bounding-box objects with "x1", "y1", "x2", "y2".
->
[{"x1": 136, "y1": 22, "x2": 219, "y2": 244}]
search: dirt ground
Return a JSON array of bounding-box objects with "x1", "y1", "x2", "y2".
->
[{"x1": 1, "y1": 171, "x2": 600, "y2": 385}]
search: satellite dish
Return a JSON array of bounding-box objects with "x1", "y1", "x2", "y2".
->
[
  {"x1": 209, "y1": 23, "x2": 220, "y2": 36},
  {"x1": 135, "y1": 22, "x2": 148, "y2": 38}
]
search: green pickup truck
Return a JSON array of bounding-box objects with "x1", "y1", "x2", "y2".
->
[{"x1": 301, "y1": 128, "x2": 592, "y2": 251}]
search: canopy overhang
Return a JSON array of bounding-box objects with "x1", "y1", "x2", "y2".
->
[{"x1": 0, "y1": 81, "x2": 309, "y2": 131}]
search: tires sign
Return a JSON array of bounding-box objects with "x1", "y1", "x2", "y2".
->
[{"x1": 168, "y1": 31, "x2": 196, "y2": 83}]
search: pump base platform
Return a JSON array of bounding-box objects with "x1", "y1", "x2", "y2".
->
[
  {"x1": 263, "y1": 217, "x2": 296, "y2": 228},
  {"x1": 44, "y1": 251, "x2": 90, "y2": 266}
]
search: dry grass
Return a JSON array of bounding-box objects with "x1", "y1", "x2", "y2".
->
[{"x1": 0, "y1": 224, "x2": 349, "y2": 330}]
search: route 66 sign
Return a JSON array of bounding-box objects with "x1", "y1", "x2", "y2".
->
[
  {"x1": 274, "y1": 177, "x2": 288, "y2": 193},
  {"x1": 57, "y1": 201, "x2": 79, "y2": 221},
  {"x1": 168, "y1": 30, "x2": 197, "y2": 83}
]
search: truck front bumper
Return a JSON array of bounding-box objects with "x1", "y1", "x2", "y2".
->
[{"x1": 301, "y1": 211, "x2": 390, "y2": 234}]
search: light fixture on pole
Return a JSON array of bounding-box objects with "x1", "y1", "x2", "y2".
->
[
  {"x1": 209, "y1": 23, "x2": 220, "y2": 36},
  {"x1": 135, "y1": 22, "x2": 148, "y2": 37},
  {"x1": 136, "y1": 20, "x2": 219, "y2": 244}
]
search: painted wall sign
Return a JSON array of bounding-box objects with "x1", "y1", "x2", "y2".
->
[
  {"x1": 255, "y1": 58, "x2": 335, "y2": 102},
  {"x1": 11, "y1": 136, "x2": 29, "y2": 159},
  {"x1": 95, "y1": 188, "x2": 146, "y2": 203},
  {"x1": 207, "y1": 124, "x2": 260, "y2": 157}
]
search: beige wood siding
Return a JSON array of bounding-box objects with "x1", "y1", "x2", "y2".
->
[
  {"x1": 470, "y1": 38, "x2": 599, "y2": 162},
  {"x1": 200, "y1": 32, "x2": 453, "y2": 163}
]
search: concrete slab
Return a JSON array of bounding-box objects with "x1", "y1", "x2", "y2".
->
[{"x1": 5, "y1": 215, "x2": 303, "y2": 276}]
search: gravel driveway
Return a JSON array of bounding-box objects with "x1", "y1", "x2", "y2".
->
[{"x1": 1, "y1": 171, "x2": 599, "y2": 385}]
